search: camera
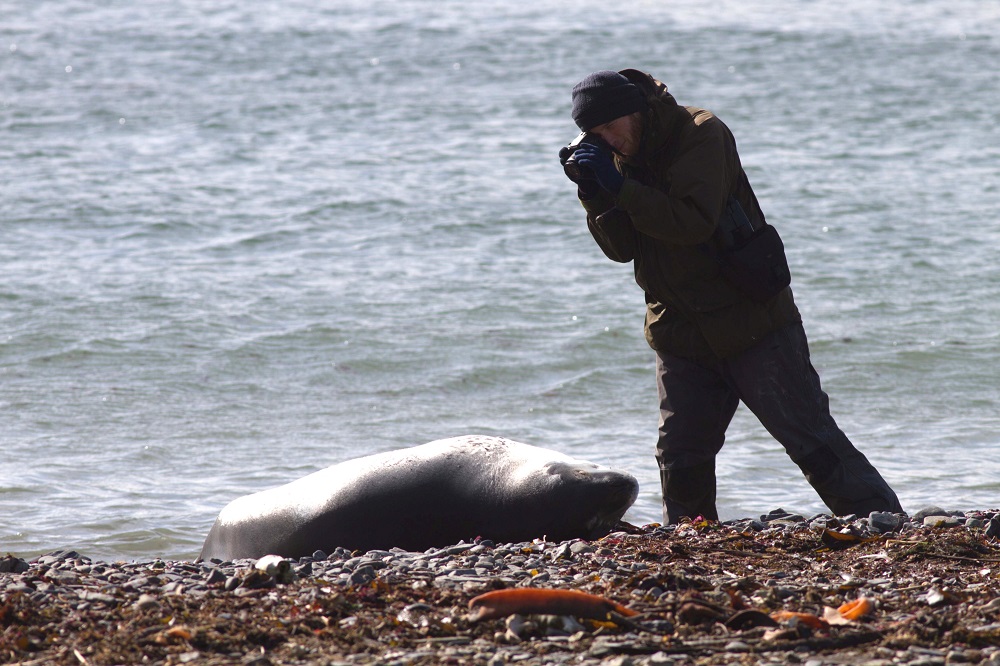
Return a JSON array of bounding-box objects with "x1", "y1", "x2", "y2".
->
[{"x1": 561, "y1": 132, "x2": 612, "y2": 182}]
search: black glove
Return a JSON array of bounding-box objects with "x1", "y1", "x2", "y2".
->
[
  {"x1": 567, "y1": 144, "x2": 624, "y2": 196},
  {"x1": 559, "y1": 145, "x2": 601, "y2": 198}
]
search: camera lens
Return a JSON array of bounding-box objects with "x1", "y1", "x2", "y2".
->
[{"x1": 563, "y1": 158, "x2": 586, "y2": 182}]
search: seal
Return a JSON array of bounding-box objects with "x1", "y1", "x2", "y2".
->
[{"x1": 199, "y1": 435, "x2": 639, "y2": 560}]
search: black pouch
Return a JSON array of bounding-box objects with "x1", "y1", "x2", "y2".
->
[{"x1": 708, "y1": 197, "x2": 791, "y2": 303}]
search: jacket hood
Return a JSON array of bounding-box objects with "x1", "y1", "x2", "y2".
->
[{"x1": 618, "y1": 69, "x2": 689, "y2": 165}]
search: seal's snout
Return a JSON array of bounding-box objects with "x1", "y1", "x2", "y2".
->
[{"x1": 581, "y1": 470, "x2": 639, "y2": 538}]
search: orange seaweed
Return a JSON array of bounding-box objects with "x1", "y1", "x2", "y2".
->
[
  {"x1": 838, "y1": 596, "x2": 874, "y2": 620},
  {"x1": 467, "y1": 588, "x2": 636, "y2": 622}
]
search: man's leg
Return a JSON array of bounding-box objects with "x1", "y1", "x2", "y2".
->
[
  {"x1": 726, "y1": 323, "x2": 904, "y2": 516},
  {"x1": 655, "y1": 351, "x2": 739, "y2": 523}
]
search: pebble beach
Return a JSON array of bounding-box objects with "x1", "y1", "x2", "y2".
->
[{"x1": 5, "y1": 507, "x2": 1000, "y2": 666}]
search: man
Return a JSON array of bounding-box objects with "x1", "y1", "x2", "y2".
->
[{"x1": 560, "y1": 69, "x2": 903, "y2": 523}]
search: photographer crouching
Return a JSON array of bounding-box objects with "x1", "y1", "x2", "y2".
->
[{"x1": 560, "y1": 69, "x2": 903, "y2": 523}]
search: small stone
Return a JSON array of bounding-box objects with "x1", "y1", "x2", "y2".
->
[
  {"x1": 205, "y1": 568, "x2": 227, "y2": 585},
  {"x1": 240, "y1": 570, "x2": 275, "y2": 590},
  {"x1": 912, "y1": 506, "x2": 949, "y2": 522},
  {"x1": 986, "y1": 519, "x2": 1000, "y2": 539},
  {"x1": 725, "y1": 640, "x2": 751, "y2": 652},
  {"x1": 5, "y1": 584, "x2": 34, "y2": 594},
  {"x1": 224, "y1": 575, "x2": 241, "y2": 591},
  {"x1": 761, "y1": 508, "x2": 792, "y2": 522},
  {"x1": 349, "y1": 565, "x2": 375, "y2": 585},
  {"x1": 948, "y1": 648, "x2": 981, "y2": 663},
  {"x1": 255, "y1": 555, "x2": 297, "y2": 584},
  {"x1": 0, "y1": 556, "x2": 30, "y2": 574},
  {"x1": 124, "y1": 576, "x2": 150, "y2": 590},
  {"x1": 243, "y1": 654, "x2": 273, "y2": 666},
  {"x1": 966, "y1": 518, "x2": 985, "y2": 529},
  {"x1": 78, "y1": 591, "x2": 117, "y2": 604},
  {"x1": 869, "y1": 511, "x2": 903, "y2": 533},
  {"x1": 924, "y1": 516, "x2": 962, "y2": 528},
  {"x1": 505, "y1": 614, "x2": 528, "y2": 639},
  {"x1": 603, "y1": 657, "x2": 634, "y2": 666},
  {"x1": 648, "y1": 651, "x2": 676, "y2": 664},
  {"x1": 134, "y1": 594, "x2": 161, "y2": 611}
]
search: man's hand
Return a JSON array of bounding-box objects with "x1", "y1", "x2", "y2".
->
[
  {"x1": 559, "y1": 145, "x2": 601, "y2": 198},
  {"x1": 567, "y1": 144, "x2": 624, "y2": 196}
]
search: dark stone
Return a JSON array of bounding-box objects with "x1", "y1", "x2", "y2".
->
[
  {"x1": 0, "y1": 556, "x2": 29, "y2": 574},
  {"x1": 912, "y1": 506, "x2": 949, "y2": 522},
  {"x1": 349, "y1": 565, "x2": 375, "y2": 586},
  {"x1": 205, "y1": 568, "x2": 227, "y2": 585},
  {"x1": 869, "y1": 511, "x2": 903, "y2": 533}
]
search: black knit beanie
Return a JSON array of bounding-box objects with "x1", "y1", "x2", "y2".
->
[{"x1": 571, "y1": 70, "x2": 645, "y2": 131}]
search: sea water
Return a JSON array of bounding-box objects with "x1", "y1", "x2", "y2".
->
[{"x1": 1, "y1": 0, "x2": 998, "y2": 560}]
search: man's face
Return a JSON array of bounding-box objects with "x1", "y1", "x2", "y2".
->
[{"x1": 590, "y1": 112, "x2": 642, "y2": 157}]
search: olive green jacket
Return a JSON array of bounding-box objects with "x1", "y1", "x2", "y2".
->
[{"x1": 581, "y1": 69, "x2": 800, "y2": 360}]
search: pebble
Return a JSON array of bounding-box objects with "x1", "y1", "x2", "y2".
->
[
  {"x1": 134, "y1": 593, "x2": 161, "y2": 611},
  {"x1": 0, "y1": 555, "x2": 30, "y2": 573},
  {"x1": 869, "y1": 511, "x2": 903, "y2": 533},
  {"x1": 923, "y1": 516, "x2": 963, "y2": 528}
]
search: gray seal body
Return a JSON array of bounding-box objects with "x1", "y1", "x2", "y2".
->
[{"x1": 199, "y1": 435, "x2": 639, "y2": 560}]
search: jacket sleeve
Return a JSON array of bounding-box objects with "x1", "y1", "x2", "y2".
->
[
  {"x1": 614, "y1": 120, "x2": 729, "y2": 245},
  {"x1": 581, "y1": 192, "x2": 635, "y2": 263}
]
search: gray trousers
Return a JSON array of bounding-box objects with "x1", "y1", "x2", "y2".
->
[{"x1": 655, "y1": 322, "x2": 903, "y2": 522}]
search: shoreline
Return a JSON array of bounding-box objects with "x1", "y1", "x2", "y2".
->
[{"x1": 3, "y1": 508, "x2": 1000, "y2": 665}]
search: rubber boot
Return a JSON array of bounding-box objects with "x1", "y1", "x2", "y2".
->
[
  {"x1": 659, "y1": 459, "x2": 719, "y2": 524},
  {"x1": 795, "y1": 446, "x2": 904, "y2": 517}
]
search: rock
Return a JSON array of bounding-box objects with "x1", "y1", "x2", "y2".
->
[
  {"x1": 869, "y1": 511, "x2": 903, "y2": 533},
  {"x1": 240, "y1": 570, "x2": 275, "y2": 590},
  {"x1": 134, "y1": 594, "x2": 161, "y2": 611},
  {"x1": 349, "y1": 565, "x2": 375, "y2": 586},
  {"x1": 77, "y1": 590, "x2": 117, "y2": 604},
  {"x1": 205, "y1": 568, "x2": 227, "y2": 585},
  {"x1": 761, "y1": 508, "x2": 794, "y2": 522},
  {"x1": 987, "y1": 519, "x2": 1000, "y2": 539},
  {"x1": 923, "y1": 516, "x2": 962, "y2": 528},
  {"x1": 254, "y1": 555, "x2": 296, "y2": 584},
  {"x1": 912, "y1": 506, "x2": 949, "y2": 522},
  {"x1": 603, "y1": 657, "x2": 634, "y2": 666},
  {"x1": 0, "y1": 555, "x2": 30, "y2": 573}
]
